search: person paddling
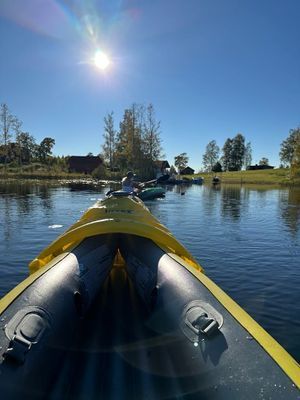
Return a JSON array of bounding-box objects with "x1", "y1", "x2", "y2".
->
[
  {"x1": 121, "y1": 171, "x2": 170, "y2": 194},
  {"x1": 122, "y1": 171, "x2": 141, "y2": 193}
]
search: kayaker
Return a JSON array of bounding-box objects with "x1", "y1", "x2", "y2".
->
[{"x1": 122, "y1": 171, "x2": 141, "y2": 193}]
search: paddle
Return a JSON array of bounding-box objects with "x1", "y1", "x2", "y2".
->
[{"x1": 139, "y1": 174, "x2": 170, "y2": 188}]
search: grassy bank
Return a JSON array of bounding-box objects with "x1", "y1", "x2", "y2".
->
[
  {"x1": 0, "y1": 163, "x2": 86, "y2": 180},
  {"x1": 186, "y1": 168, "x2": 300, "y2": 186},
  {"x1": 0, "y1": 171, "x2": 88, "y2": 180},
  {"x1": 0, "y1": 162, "x2": 124, "y2": 181},
  {"x1": 0, "y1": 167, "x2": 121, "y2": 182},
  {"x1": 1, "y1": 166, "x2": 299, "y2": 186}
]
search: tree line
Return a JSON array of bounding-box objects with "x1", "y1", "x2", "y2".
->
[
  {"x1": 200, "y1": 128, "x2": 300, "y2": 175},
  {"x1": 1, "y1": 101, "x2": 164, "y2": 178},
  {"x1": 200, "y1": 134, "x2": 252, "y2": 173},
  {"x1": 2, "y1": 100, "x2": 299, "y2": 180},
  {"x1": 0, "y1": 103, "x2": 58, "y2": 171},
  {"x1": 101, "y1": 103, "x2": 163, "y2": 179}
]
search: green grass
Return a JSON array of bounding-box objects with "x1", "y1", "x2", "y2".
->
[
  {"x1": 0, "y1": 172, "x2": 87, "y2": 180},
  {"x1": 0, "y1": 162, "x2": 120, "y2": 181},
  {"x1": 183, "y1": 168, "x2": 298, "y2": 186},
  {"x1": 1, "y1": 164, "x2": 299, "y2": 186},
  {"x1": 0, "y1": 164, "x2": 87, "y2": 180}
]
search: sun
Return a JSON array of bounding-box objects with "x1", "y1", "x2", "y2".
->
[{"x1": 94, "y1": 50, "x2": 110, "y2": 71}]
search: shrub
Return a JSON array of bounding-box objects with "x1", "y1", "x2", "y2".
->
[{"x1": 91, "y1": 165, "x2": 108, "y2": 179}]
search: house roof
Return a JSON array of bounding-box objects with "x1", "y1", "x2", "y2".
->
[
  {"x1": 154, "y1": 160, "x2": 170, "y2": 168},
  {"x1": 180, "y1": 166, "x2": 195, "y2": 174},
  {"x1": 68, "y1": 156, "x2": 103, "y2": 173}
]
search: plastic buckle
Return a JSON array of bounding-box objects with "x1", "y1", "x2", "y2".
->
[
  {"x1": 4, "y1": 334, "x2": 32, "y2": 364},
  {"x1": 192, "y1": 314, "x2": 219, "y2": 337}
]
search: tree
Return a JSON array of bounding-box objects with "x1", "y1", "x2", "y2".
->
[
  {"x1": 212, "y1": 161, "x2": 222, "y2": 173},
  {"x1": 169, "y1": 165, "x2": 177, "y2": 175},
  {"x1": 142, "y1": 103, "x2": 162, "y2": 162},
  {"x1": 106, "y1": 103, "x2": 164, "y2": 178},
  {"x1": 141, "y1": 104, "x2": 163, "y2": 178},
  {"x1": 244, "y1": 142, "x2": 252, "y2": 169},
  {"x1": 0, "y1": 103, "x2": 17, "y2": 170},
  {"x1": 221, "y1": 134, "x2": 246, "y2": 171},
  {"x1": 279, "y1": 127, "x2": 300, "y2": 166},
  {"x1": 202, "y1": 140, "x2": 220, "y2": 172},
  {"x1": 259, "y1": 157, "x2": 269, "y2": 166},
  {"x1": 14, "y1": 119, "x2": 23, "y2": 166},
  {"x1": 102, "y1": 112, "x2": 116, "y2": 171},
  {"x1": 174, "y1": 152, "x2": 188, "y2": 173},
  {"x1": 115, "y1": 104, "x2": 145, "y2": 173},
  {"x1": 222, "y1": 138, "x2": 233, "y2": 171},
  {"x1": 290, "y1": 138, "x2": 300, "y2": 179},
  {"x1": 231, "y1": 133, "x2": 245, "y2": 171},
  {"x1": 115, "y1": 111, "x2": 130, "y2": 171},
  {"x1": 37, "y1": 137, "x2": 55, "y2": 162},
  {"x1": 16, "y1": 132, "x2": 36, "y2": 164}
]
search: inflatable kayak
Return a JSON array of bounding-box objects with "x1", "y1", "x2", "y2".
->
[
  {"x1": 138, "y1": 186, "x2": 165, "y2": 200},
  {"x1": 0, "y1": 194, "x2": 299, "y2": 400}
]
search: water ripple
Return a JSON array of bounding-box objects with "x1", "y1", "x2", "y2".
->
[{"x1": 0, "y1": 182, "x2": 300, "y2": 362}]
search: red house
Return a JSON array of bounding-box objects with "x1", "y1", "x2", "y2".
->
[{"x1": 68, "y1": 156, "x2": 103, "y2": 174}]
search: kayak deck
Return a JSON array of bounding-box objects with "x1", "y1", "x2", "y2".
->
[
  {"x1": 0, "y1": 195, "x2": 299, "y2": 399},
  {"x1": 49, "y1": 238, "x2": 299, "y2": 399}
]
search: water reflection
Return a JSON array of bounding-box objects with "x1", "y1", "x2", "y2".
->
[
  {"x1": 279, "y1": 188, "x2": 300, "y2": 236},
  {"x1": 2, "y1": 197, "x2": 12, "y2": 242},
  {"x1": 38, "y1": 185, "x2": 53, "y2": 210},
  {"x1": 220, "y1": 186, "x2": 250, "y2": 221},
  {"x1": 0, "y1": 181, "x2": 300, "y2": 362},
  {"x1": 67, "y1": 181, "x2": 113, "y2": 192},
  {"x1": 0, "y1": 181, "x2": 54, "y2": 242}
]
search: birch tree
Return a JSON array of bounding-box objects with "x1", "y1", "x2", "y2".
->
[
  {"x1": 202, "y1": 140, "x2": 220, "y2": 172},
  {"x1": 244, "y1": 142, "x2": 252, "y2": 169},
  {"x1": 279, "y1": 127, "x2": 300, "y2": 166},
  {"x1": 102, "y1": 112, "x2": 116, "y2": 171},
  {"x1": 0, "y1": 103, "x2": 16, "y2": 170}
]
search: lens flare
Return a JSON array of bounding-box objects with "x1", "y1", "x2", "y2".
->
[{"x1": 94, "y1": 50, "x2": 110, "y2": 70}]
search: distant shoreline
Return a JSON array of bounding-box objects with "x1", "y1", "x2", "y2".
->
[
  {"x1": 189, "y1": 168, "x2": 300, "y2": 187},
  {"x1": 0, "y1": 168, "x2": 299, "y2": 187}
]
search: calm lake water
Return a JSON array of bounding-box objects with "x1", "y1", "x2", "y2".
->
[{"x1": 0, "y1": 180, "x2": 299, "y2": 363}]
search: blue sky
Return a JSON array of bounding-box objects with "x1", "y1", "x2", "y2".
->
[{"x1": 1, "y1": 0, "x2": 299, "y2": 170}]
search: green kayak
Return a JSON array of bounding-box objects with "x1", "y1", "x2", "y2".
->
[{"x1": 138, "y1": 186, "x2": 165, "y2": 200}]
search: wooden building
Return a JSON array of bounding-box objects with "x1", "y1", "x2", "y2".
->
[
  {"x1": 246, "y1": 164, "x2": 274, "y2": 170},
  {"x1": 154, "y1": 160, "x2": 170, "y2": 178},
  {"x1": 180, "y1": 166, "x2": 195, "y2": 175},
  {"x1": 68, "y1": 156, "x2": 103, "y2": 174}
]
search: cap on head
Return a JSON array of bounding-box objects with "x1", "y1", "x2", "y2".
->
[{"x1": 126, "y1": 171, "x2": 134, "y2": 178}]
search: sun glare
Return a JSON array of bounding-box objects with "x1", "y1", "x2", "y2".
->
[{"x1": 94, "y1": 50, "x2": 110, "y2": 71}]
